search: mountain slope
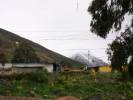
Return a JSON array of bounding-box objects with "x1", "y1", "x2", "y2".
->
[
  {"x1": 71, "y1": 52, "x2": 107, "y2": 67},
  {"x1": 0, "y1": 28, "x2": 83, "y2": 66}
]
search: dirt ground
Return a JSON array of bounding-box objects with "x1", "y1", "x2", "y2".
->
[
  {"x1": 56, "y1": 96, "x2": 79, "y2": 100},
  {"x1": 0, "y1": 96, "x2": 79, "y2": 100},
  {"x1": 0, "y1": 96, "x2": 44, "y2": 100}
]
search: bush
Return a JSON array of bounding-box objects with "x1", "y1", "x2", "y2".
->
[
  {"x1": 50, "y1": 86, "x2": 66, "y2": 96},
  {"x1": 28, "y1": 70, "x2": 49, "y2": 83},
  {"x1": 0, "y1": 70, "x2": 49, "y2": 83}
]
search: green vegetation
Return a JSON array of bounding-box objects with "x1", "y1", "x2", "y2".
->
[
  {"x1": 88, "y1": 0, "x2": 132, "y2": 38},
  {"x1": 12, "y1": 43, "x2": 40, "y2": 63},
  {"x1": 88, "y1": 0, "x2": 133, "y2": 77},
  {"x1": 0, "y1": 71, "x2": 133, "y2": 99}
]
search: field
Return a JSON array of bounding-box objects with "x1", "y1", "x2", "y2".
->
[{"x1": 0, "y1": 71, "x2": 133, "y2": 100}]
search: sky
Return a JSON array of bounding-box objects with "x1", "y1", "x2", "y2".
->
[{"x1": 0, "y1": 0, "x2": 116, "y2": 63}]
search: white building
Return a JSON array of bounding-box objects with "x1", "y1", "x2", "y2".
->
[
  {"x1": 0, "y1": 63, "x2": 12, "y2": 71},
  {"x1": 0, "y1": 63, "x2": 54, "y2": 73}
]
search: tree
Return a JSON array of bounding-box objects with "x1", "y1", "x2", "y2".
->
[
  {"x1": 12, "y1": 42, "x2": 40, "y2": 63},
  {"x1": 88, "y1": 0, "x2": 133, "y2": 38},
  {"x1": 107, "y1": 28, "x2": 133, "y2": 70},
  {"x1": 88, "y1": 0, "x2": 133, "y2": 76}
]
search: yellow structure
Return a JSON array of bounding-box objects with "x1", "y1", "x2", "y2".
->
[{"x1": 98, "y1": 66, "x2": 112, "y2": 72}]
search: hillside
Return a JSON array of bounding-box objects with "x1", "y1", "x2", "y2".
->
[
  {"x1": 71, "y1": 52, "x2": 108, "y2": 67},
  {"x1": 0, "y1": 28, "x2": 83, "y2": 66}
]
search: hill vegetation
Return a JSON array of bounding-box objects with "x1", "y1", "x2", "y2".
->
[{"x1": 0, "y1": 28, "x2": 83, "y2": 67}]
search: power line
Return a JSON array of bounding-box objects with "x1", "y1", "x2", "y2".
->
[
  {"x1": 13, "y1": 30, "x2": 89, "y2": 33},
  {"x1": 11, "y1": 30, "x2": 116, "y2": 40},
  {"x1": 22, "y1": 36, "x2": 114, "y2": 40},
  {"x1": 29, "y1": 37, "x2": 114, "y2": 40},
  {"x1": 65, "y1": 48, "x2": 107, "y2": 51},
  {"x1": 24, "y1": 34, "x2": 96, "y2": 37},
  {"x1": 37, "y1": 38, "x2": 114, "y2": 41},
  {"x1": 21, "y1": 35, "x2": 115, "y2": 40}
]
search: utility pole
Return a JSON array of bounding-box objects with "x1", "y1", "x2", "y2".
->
[
  {"x1": 77, "y1": 0, "x2": 79, "y2": 9},
  {"x1": 88, "y1": 50, "x2": 90, "y2": 61},
  {"x1": 86, "y1": 50, "x2": 89, "y2": 70}
]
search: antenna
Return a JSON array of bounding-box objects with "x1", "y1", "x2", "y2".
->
[{"x1": 77, "y1": 0, "x2": 78, "y2": 9}]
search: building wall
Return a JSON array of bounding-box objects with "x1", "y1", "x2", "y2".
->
[
  {"x1": 0, "y1": 63, "x2": 12, "y2": 70},
  {"x1": 12, "y1": 67, "x2": 43, "y2": 73},
  {"x1": 0, "y1": 63, "x2": 53, "y2": 73},
  {"x1": 12, "y1": 63, "x2": 53, "y2": 73},
  {"x1": 13, "y1": 63, "x2": 46, "y2": 68},
  {"x1": 99, "y1": 66, "x2": 112, "y2": 72},
  {"x1": 43, "y1": 64, "x2": 53, "y2": 72}
]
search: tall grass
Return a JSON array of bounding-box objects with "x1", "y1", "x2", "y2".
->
[{"x1": 0, "y1": 71, "x2": 133, "y2": 99}]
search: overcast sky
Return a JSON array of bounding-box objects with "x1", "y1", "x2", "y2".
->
[{"x1": 0, "y1": 0, "x2": 116, "y2": 62}]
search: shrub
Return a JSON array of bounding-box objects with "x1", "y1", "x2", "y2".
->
[
  {"x1": 27, "y1": 70, "x2": 49, "y2": 83},
  {"x1": 0, "y1": 70, "x2": 49, "y2": 83},
  {"x1": 50, "y1": 86, "x2": 66, "y2": 96}
]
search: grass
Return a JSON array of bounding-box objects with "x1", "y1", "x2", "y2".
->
[{"x1": 0, "y1": 71, "x2": 133, "y2": 100}]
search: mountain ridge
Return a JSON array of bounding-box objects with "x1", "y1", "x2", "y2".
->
[
  {"x1": 71, "y1": 52, "x2": 108, "y2": 67},
  {"x1": 0, "y1": 28, "x2": 83, "y2": 67}
]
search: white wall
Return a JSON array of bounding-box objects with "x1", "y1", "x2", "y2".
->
[
  {"x1": 0, "y1": 63, "x2": 12, "y2": 70},
  {"x1": 43, "y1": 64, "x2": 53, "y2": 72},
  {"x1": 0, "y1": 63, "x2": 54, "y2": 73},
  {"x1": 13, "y1": 63, "x2": 45, "y2": 68},
  {"x1": 13, "y1": 63, "x2": 53, "y2": 73}
]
